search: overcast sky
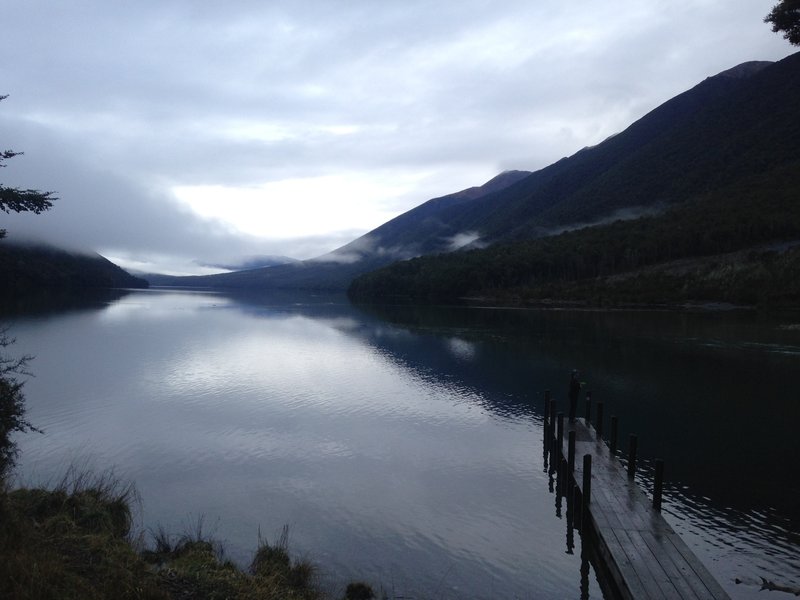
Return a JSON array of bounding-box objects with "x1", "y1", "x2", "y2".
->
[{"x1": 1, "y1": 1, "x2": 794, "y2": 274}]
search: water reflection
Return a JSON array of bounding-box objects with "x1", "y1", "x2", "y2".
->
[
  {"x1": 4, "y1": 290, "x2": 799, "y2": 598},
  {"x1": 10, "y1": 290, "x2": 605, "y2": 598}
]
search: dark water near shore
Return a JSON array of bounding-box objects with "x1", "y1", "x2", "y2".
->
[{"x1": 5, "y1": 289, "x2": 800, "y2": 598}]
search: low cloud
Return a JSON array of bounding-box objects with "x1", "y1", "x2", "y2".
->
[
  {"x1": 537, "y1": 205, "x2": 666, "y2": 238},
  {"x1": 445, "y1": 231, "x2": 484, "y2": 251},
  {"x1": 311, "y1": 234, "x2": 420, "y2": 265}
]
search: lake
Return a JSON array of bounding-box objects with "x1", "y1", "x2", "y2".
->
[{"x1": 5, "y1": 289, "x2": 800, "y2": 599}]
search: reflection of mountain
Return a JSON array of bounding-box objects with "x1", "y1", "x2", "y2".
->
[
  {"x1": 0, "y1": 288, "x2": 140, "y2": 317},
  {"x1": 345, "y1": 301, "x2": 800, "y2": 521}
]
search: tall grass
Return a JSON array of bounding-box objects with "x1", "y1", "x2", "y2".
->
[{"x1": 0, "y1": 466, "x2": 335, "y2": 599}]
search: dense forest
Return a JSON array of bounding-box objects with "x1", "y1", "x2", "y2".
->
[{"x1": 0, "y1": 243, "x2": 148, "y2": 297}]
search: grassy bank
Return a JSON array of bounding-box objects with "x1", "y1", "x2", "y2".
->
[{"x1": 0, "y1": 469, "x2": 369, "y2": 600}]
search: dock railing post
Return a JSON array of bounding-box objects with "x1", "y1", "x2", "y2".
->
[
  {"x1": 627, "y1": 434, "x2": 638, "y2": 479},
  {"x1": 556, "y1": 413, "x2": 564, "y2": 459},
  {"x1": 596, "y1": 401, "x2": 604, "y2": 440},
  {"x1": 585, "y1": 391, "x2": 592, "y2": 425},
  {"x1": 582, "y1": 454, "x2": 592, "y2": 504},
  {"x1": 568, "y1": 430, "x2": 576, "y2": 475},
  {"x1": 581, "y1": 454, "x2": 592, "y2": 530},
  {"x1": 610, "y1": 416, "x2": 618, "y2": 454},
  {"x1": 653, "y1": 459, "x2": 664, "y2": 511},
  {"x1": 544, "y1": 390, "x2": 551, "y2": 423}
]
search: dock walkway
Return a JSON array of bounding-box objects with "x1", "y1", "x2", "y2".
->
[{"x1": 558, "y1": 418, "x2": 730, "y2": 600}]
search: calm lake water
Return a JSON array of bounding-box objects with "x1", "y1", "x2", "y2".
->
[{"x1": 5, "y1": 289, "x2": 800, "y2": 599}]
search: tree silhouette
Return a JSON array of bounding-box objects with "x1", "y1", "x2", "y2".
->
[
  {"x1": 765, "y1": 0, "x2": 800, "y2": 46},
  {"x1": 1, "y1": 95, "x2": 53, "y2": 478},
  {"x1": 1, "y1": 95, "x2": 57, "y2": 239}
]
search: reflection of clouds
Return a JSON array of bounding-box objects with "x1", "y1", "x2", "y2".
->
[
  {"x1": 447, "y1": 337, "x2": 476, "y2": 361},
  {"x1": 97, "y1": 289, "x2": 230, "y2": 322}
]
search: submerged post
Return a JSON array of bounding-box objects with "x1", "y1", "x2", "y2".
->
[
  {"x1": 653, "y1": 459, "x2": 665, "y2": 511},
  {"x1": 596, "y1": 401, "x2": 604, "y2": 440},
  {"x1": 610, "y1": 416, "x2": 619, "y2": 454},
  {"x1": 556, "y1": 413, "x2": 565, "y2": 459},
  {"x1": 628, "y1": 434, "x2": 638, "y2": 479}
]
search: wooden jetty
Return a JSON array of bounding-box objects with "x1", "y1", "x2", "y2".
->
[{"x1": 545, "y1": 396, "x2": 730, "y2": 600}]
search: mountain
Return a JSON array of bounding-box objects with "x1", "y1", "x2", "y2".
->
[
  {"x1": 197, "y1": 255, "x2": 299, "y2": 271},
  {"x1": 0, "y1": 242, "x2": 148, "y2": 294},
  {"x1": 144, "y1": 170, "x2": 531, "y2": 290},
  {"x1": 349, "y1": 53, "x2": 800, "y2": 306}
]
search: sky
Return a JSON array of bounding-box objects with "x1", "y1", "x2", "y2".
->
[{"x1": 0, "y1": 1, "x2": 794, "y2": 275}]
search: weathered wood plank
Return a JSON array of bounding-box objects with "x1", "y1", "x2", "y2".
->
[
  {"x1": 627, "y1": 529, "x2": 685, "y2": 599},
  {"x1": 664, "y1": 531, "x2": 731, "y2": 600},
  {"x1": 610, "y1": 528, "x2": 669, "y2": 599},
  {"x1": 595, "y1": 524, "x2": 650, "y2": 600},
  {"x1": 640, "y1": 530, "x2": 715, "y2": 600}
]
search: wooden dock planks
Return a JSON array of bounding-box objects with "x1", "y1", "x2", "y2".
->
[{"x1": 560, "y1": 419, "x2": 730, "y2": 600}]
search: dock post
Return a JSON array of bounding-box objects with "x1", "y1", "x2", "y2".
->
[
  {"x1": 549, "y1": 398, "x2": 556, "y2": 432},
  {"x1": 582, "y1": 454, "x2": 592, "y2": 530},
  {"x1": 653, "y1": 459, "x2": 664, "y2": 511},
  {"x1": 544, "y1": 390, "x2": 551, "y2": 423},
  {"x1": 568, "y1": 430, "x2": 576, "y2": 475},
  {"x1": 556, "y1": 413, "x2": 564, "y2": 459},
  {"x1": 585, "y1": 391, "x2": 592, "y2": 424},
  {"x1": 627, "y1": 434, "x2": 638, "y2": 479},
  {"x1": 610, "y1": 416, "x2": 618, "y2": 454},
  {"x1": 596, "y1": 401, "x2": 604, "y2": 440}
]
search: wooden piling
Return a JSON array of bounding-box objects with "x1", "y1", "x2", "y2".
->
[
  {"x1": 610, "y1": 415, "x2": 618, "y2": 454},
  {"x1": 585, "y1": 392, "x2": 592, "y2": 424},
  {"x1": 568, "y1": 430, "x2": 576, "y2": 475},
  {"x1": 653, "y1": 459, "x2": 664, "y2": 511},
  {"x1": 582, "y1": 454, "x2": 592, "y2": 506},
  {"x1": 596, "y1": 401, "x2": 604, "y2": 439},
  {"x1": 627, "y1": 434, "x2": 638, "y2": 479},
  {"x1": 556, "y1": 412, "x2": 564, "y2": 459},
  {"x1": 581, "y1": 454, "x2": 592, "y2": 531},
  {"x1": 544, "y1": 390, "x2": 551, "y2": 422}
]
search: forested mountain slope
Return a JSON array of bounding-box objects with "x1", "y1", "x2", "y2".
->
[
  {"x1": 349, "y1": 53, "x2": 800, "y2": 306},
  {"x1": 0, "y1": 242, "x2": 148, "y2": 294}
]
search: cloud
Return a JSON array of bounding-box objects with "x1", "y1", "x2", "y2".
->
[
  {"x1": 0, "y1": 1, "x2": 793, "y2": 273},
  {"x1": 445, "y1": 231, "x2": 484, "y2": 252}
]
